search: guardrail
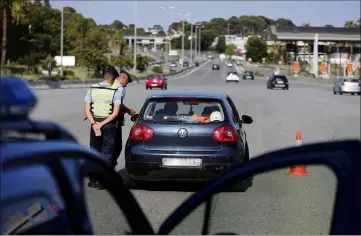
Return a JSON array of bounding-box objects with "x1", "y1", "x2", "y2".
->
[{"x1": 27, "y1": 60, "x2": 208, "y2": 89}]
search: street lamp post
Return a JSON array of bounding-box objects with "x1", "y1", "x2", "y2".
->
[
  {"x1": 227, "y1": 23, "x2": 230, "y2": 35},
  {"x1": 188, "y1": 18, "x2": 196, "y2": 63},
  {"x1": 60, "y1": 7, "x2": 64, "y2": 77},
  {"x1": 198, "y1": 25, "x2": 202, "y2": 59},
  {"x1": 133, "y1": 0, "x2": 138, "y2": 73},
  {"x1": 178, "y1": 13, "x2": 190, "y2": 64},
  {"x1": 194, "y1": 25, "x2": 198, "y2": 58}
]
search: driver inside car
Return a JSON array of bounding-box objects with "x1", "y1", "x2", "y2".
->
[{"x1": 190, "y1": 106, "x2": 221, "y2": 123}]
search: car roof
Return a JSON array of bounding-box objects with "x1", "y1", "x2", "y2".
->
[{"x1": 147, "y1": 91, "x2": 227, "y2": 100}]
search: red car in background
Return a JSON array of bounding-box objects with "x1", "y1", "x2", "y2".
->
[{"x1": 145, "y1": 75, "x2": 168, "y2": 90}]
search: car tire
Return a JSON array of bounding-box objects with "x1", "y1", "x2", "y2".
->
[
  {"x1": 339, "y1": 89, "x2": 343, "y2": 95},
  {"x1": 146, "y1": 87, "x2": 149, "y2": 90},
  {"x1": 351, "y1": 93, "x2": 354, "y2": 95},
  {"x1": 333, "y1": 88, "x2": 336, "y2": 94},
  {"x1": 358, "y1": 93, "x2": 360, "y2": 96},
  {"x1": 122, "y1": 169, "x2": 138, "y2": 189}
]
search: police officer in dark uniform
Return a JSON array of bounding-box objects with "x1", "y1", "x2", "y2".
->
[{"x1": 111, "y1": 70, "x2": 136, "y2": 169}]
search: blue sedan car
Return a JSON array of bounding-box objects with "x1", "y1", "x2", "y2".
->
[{"x1": 124, "y1": 91, "x2": 253, "y2": 188}]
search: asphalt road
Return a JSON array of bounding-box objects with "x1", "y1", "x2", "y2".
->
[{"x1": 31, "y1": 59, "x2": 360, "y2": 235}]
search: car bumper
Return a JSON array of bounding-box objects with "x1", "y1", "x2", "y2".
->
[
  {"x1": 125, "y1": 151, "x2": 237, "y2": 182},
  {"x1": 271, "y1": 83, "x2": 288, "y2": 88},
  {"x1": 146, "y1": 84, "x2": 163, "y2": 88},
  {"x1": 341, "y1": 87, "x2": 360, "y2": 93},
  {"x1": 226, "y1": 79, "x2": 239, "y2": 82}
]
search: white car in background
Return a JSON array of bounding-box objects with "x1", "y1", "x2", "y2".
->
[
  {"x1": 226, "y1": 62, "x2": 233, "y2": 67},
  {"x1": 226, "y1": 72, "x2": 240, "y2": 83}
]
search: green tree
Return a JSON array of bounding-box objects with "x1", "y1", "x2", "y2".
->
[
  {"x1": 225, "y1": 43, "x2": 236, "y2": 57},
  {"x1": 245, "y1": 35, "x2": 267, "y2": 62},
  {"x1": 200, "y1": 29, "x2": 216, "y2": 51},
  {"x1": 325, "y1": 24, "x2": 334, "y2": 28},
  {"x1": 1, "y1": 0, "x2": 31, "y2": 73},
  {"x1": 215, "y1": 36, "x2": 226, "y2": 53},
  {"x1": 302, "y1": 23, "x2": 310, "y2": 27},
  {"x1": 344, "y1": 20, "x2": 358, "y2": 28}
]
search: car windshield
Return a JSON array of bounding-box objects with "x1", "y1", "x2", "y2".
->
[
  {"x1": 142, "y1": 98, "x2": 226, "y2": 124},
  {"x1": 228, "y1": 72, "x2": 237, "y2": 75},
  {"x1": 344, "y1": 78, "x2": 358, "y2": 82},
  {"x1": 246, "y1": 71, "x2": 253, "y2": 75}
]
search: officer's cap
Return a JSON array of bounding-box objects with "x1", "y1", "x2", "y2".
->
[
  {"x1": 119, "y1": 69, "x2": 133, "y2": 83},
  {"x1": 104, "y1": 65, "x2": 119, "y2": 79}
]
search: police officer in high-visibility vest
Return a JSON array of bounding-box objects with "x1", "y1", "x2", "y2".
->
[
  {"x1": 111, "y1": 69, "x2": 136, "y2": 169},
  {"x1": 84, "y1": 65, "x2": 122, "y2": 189}
]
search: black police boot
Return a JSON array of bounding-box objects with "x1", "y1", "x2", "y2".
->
[{"x1": 87, "y1": 178, "x2": 97, "y2": 188}]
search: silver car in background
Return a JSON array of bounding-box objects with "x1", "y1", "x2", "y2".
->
[{"x1": 333, "y1": 77, "x2": 360, "y2": 95}]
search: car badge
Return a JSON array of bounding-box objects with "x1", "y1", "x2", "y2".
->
[{"x1": 178, "y1": 128, "x2": 188, "y2": 139}]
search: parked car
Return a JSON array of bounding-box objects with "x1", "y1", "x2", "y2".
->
[
  {"x1": 145, "y1": 75, "x2": 167, "y2": 90},
  {"x1": 183, "y1": 61, "x2": 189, "y2": 67},
  {"x1": 267, "y1": 74, "x2": 289, "y2": 90},
  {"x1": 333, "y1": 77, "x2": 360, "y2": 95}
]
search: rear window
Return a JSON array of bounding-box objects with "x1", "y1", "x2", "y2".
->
[
  {"x1": 274, "y1": 76, "x2": 287, "y2": 81},
  {"x1": 228, "y1": 72, "x2": 238, "y2": 75},
  {"x1": 245, "y1": 71, "x2": 253, "y2": 75},
  {"x1": 142, "y1": 98, "x2": 226, "y2": 124},
  {"x1": 344, "y1": 78, "x2": 359, "y2": 82},
  {"x1": 147, "y1": 75, "x2": 162, "y2": 80}
]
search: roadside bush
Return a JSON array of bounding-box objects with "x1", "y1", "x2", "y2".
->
[
  {"x1": 254, "y1": 71, "x2": 265, "y2": 77},
  {"x1": 63, "y1": 69, "x2": 75, "y2": 77},
  {"x1": 152, "y1": 66, "x2": 163, "y2": 74},
  {"x1": 4, "y1": 64, "x2": 27, "y2": 75}
]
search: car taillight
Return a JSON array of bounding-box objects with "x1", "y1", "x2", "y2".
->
[
  {"x1": 129, "y1": 124, "x2": 154, "y2": 140},
  {"x1": 212, "y1": 126, "x2": 237, "y2": 142},
  {"x1": 341, "y1": 82, "x2": 345, "y2": 86}
]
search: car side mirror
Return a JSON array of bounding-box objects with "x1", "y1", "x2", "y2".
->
[
  {"x1": 130, "y1": 114, "x2": 139, "y2": 122},
  {"x1": 241, "y1": 115, "x2": 253, "y2": 124}
]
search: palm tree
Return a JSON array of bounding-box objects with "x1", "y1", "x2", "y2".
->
[
  {"x1": 1, "y1": 0, "x2": 31, "y2": 73},
  {"x1": 302, "y1": 23, "x2": 310, "y2": 27},
  {"x1": 344, "y1": 21, "x2": 358, "y2": 28}
]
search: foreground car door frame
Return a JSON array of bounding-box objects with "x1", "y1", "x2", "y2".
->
[
  {"x1": 157, "y1": 140, "x2": 361, "y2": 235},
  {"x1": 1, "y1": 141, "x2": 155, "y2": 235}
]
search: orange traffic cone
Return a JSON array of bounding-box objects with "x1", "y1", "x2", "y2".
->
[{"x1": 286, "y1": 131, "x2": 309, "y2": 176}]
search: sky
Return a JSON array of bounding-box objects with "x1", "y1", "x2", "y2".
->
[{"x1": 50, "y1": 1, "x2": 361, "y2": 30}]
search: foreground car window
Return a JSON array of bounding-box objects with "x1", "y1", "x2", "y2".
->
[{"x1": 142, "y1": 98, "x2": 226, "y2": 124}]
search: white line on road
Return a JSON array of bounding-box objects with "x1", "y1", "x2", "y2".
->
[{"x1": 167, "y1": 60, "x2": 210, "y2": 81}]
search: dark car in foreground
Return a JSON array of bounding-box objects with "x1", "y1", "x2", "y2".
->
[
  {"x1": 267, "y1": 74, "x2": 289, "y2": 90},
  {"x1": 212, "y1": 64, "x2": 220, "y2": 70},
  {"x1": 242, "y1": 71, "x2": 254, "y2": 80},
  {"x1": 183, "y1": 61, "x2": 189, "y2": 67},
  {"x1": 124, "y1": 91, "x2": 253, "y2": 188},
  {"x1": 145, "y1": 75, "x2": 167, "y2": 90}
]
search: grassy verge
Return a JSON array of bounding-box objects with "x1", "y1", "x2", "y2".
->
[{"x1": 254, "y1": 71, "x2": 265, "y2": 77}]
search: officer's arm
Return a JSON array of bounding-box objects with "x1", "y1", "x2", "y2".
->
[
  {"x1": 120, "y1": 103, "x2": 131, "y2": 114},
  {"x1": 84, "y1": 90, "x2": 96, "y2": 125},
  {"x1": 98, "y1": 90, "x2": 122, "y2": 126}
]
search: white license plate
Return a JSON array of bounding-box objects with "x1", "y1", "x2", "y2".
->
[
  {"x1": 151, "y1": 84, "x2": 158, "y2": 86},
  {"x1": 275, "y1": 84, "x2": 285, "y2": 87},
  {"x1": 247, "y1": 76, "x2": 251, "y2": 78},
  {"x1": 277, "y1": 81, "x2": 284, "y2": 84},
  {"x1": 162, "y1": 158, "x2": 202, "y2": 167}
]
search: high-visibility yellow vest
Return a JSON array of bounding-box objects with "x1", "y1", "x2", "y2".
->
[{"x1": 90, "y1": 82, "x2": 120, "y2": 119}]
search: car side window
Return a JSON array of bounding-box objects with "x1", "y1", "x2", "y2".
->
[{"x1": 226, "y1": 97, "x2": 241, "y2": 123}]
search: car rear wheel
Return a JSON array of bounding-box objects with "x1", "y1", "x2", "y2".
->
[
  {"x1": 333, "y1": 88, "x2": 336, "y2": 94},
  {"x1": 351, "y1": 93, "x2": 354, "y2": 95},
  {"x1": 122, "y1": 169, "x2": 138, "y2": 189}
]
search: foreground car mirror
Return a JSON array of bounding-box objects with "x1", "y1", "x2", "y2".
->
[
  {"x1": 130, "y1": 114, "x2": 139, "y2": 122},
  {"x1": 241, "y1": 115, "x2": 253, "y2": 124}
]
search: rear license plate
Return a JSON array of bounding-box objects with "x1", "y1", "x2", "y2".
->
[
  {"x1": 162, "y1": 158, "x2": 202, "y2": 167},
  {"x1": 151, "y1": 84, "x2": 158, "y2": 86},
  {"x1": 247, "y1": 76, "x2": 251, "y2": 78},
  {"x1": 275, "y1": 84, "x2": 285, "y2": 87},
  {"x1": 277, "y1": 81, "x2": 284, "y2": 84}
]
